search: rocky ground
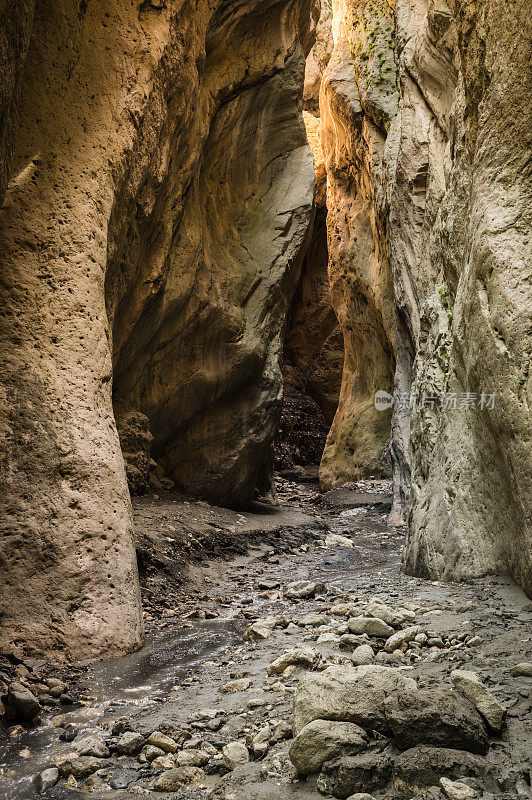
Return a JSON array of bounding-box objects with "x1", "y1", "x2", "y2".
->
[{"x1": 0, "y1": 478, "x2": 531, "y2": 800}]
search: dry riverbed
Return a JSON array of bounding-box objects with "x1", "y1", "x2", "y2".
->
[{"x1": 1, "y1": 477, "x2": 531, "y2": 800}]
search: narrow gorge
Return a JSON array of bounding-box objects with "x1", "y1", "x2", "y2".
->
[{"x1": 0, "y1": 0, "x2": 530, "y2": 799}]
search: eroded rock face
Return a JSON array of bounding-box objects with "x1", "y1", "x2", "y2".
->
[
  {"x1": 0, "y1": 0, "x2": 317, "y2": 658},
  {"x1": 390, "y1": 0, "x2": 532, "y2": 591},
  {"x1": 317, "y1": 0, "x2": 531, "y2": 592},
  {"x1": 318, "y1": 1, "x2": 397, "y2": 491}
]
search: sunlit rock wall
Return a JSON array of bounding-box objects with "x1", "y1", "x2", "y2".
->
[
  {"x1": 0, "y1": 0, "x2": 317, "y2": 659},
  {"x1": 318, "y1": 0, "x2": 397, "y2": 491}
]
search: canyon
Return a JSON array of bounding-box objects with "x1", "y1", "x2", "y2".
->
[{"x1": 0, "y1": 0, "x2": 530, "y2": 797}]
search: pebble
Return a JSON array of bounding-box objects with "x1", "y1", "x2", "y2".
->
[
  {"x1": 440, "y1": 776, "x2": 478, "y2": 799},
  {"x1": 511, "y1": 662, "x2": 532, "y2": 677},
  {"x1": 222, "y1": 741, "x2": 250, "y2": 770},
  {"x1": 115, "y1": 731, "x2": 145, "y2": 755},
  {"x1": 35, "y1": 767, "x2": 60, "y2": 792},
  {"x1": 146, "y1": 731, "x2": 178, "y2": 752}
]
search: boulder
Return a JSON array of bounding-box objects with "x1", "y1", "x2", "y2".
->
[
  {"x1": 511, "y1": 662, "x2": 532, "y2": 677},
  {"x1": 152, "y1": 767, "x2": 204, "y2": 790},
  {"x1": 243, "y1": 621, "x2": 275, "y2": 642},
  {"x1": 293, "y1": 664, "x2": 416, "y2": 734},
  {"x1": 289, "y1": 719, "x2": 367, "y2": 775},
  {"x1": 348, "y1": 617, "x2": 394, "y2": 638},
  {"x1": 58, "y1": 756, "x2": 104, "y2": 778},
  {"x1": 365, "y1": 602, "x2": 415, "y2": 627},
  {"x1": 220, "y1": 678, "x2": 252, "y2": 693},
  {"x1": 324, "y1": 534, "x2": 353, "y2": 547},
  {"x1": 317, "y1": 751, "x2": 394, "y2": 798},
  {"x1": 450, "y1": 670, "x2": 506, "y2": 731},
  {"x1": 384, "y1": 687, "x2": 489, "y2": 754},
  {"x1": 74, "y1": 734, "x2": 110, "y2": 758},
  {"x1": 115, "y1": 731, "x2": 145, "y2": 755},
  {"x1": 392, "y1": 746, "x2": 495, "y2": 795},
  {"x1": 35, "y1": 768, "x2": 60, "y2": 792}
]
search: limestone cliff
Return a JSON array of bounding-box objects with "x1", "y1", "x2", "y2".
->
[
  {"x1": 393, "y1": 0, "x2": 532, "y2": 591},
  {"x1": 0, "y1": 0, "x2": 317, "y2": 659},
  {"x1": 320, "y1": 0, "x2": 531, "y2": 593},
  {"x1": 318, "y1": 0, "x2": 397, "y2": 491}
]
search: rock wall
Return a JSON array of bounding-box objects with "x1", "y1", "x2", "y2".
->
[
  {"x1": 318, "y1": 0, "x2": 397, "y2": 491},
  {"x1": 317, "y1": 0, "x2": 531, "y2": 593},
  {"x1": 0, "y1": 0, "x2": 317, "y2": 659},
  {"x1": 393, "y1": 0, "x2": 532, "y2": 591}
]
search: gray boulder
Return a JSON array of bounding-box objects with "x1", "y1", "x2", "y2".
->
[
  {"x1": 392, "y1": 746, "x2": 495, "y2": 795},
  {"x1": 351, "y1": 645, "x2": 374, "y2": 666},
  {"x1": 285, "y1": 580, "x2": 325, "y2": 599},
  {"x1": 317, "y1": 751, "x2": 393, "y2": 798},
  {"x1": 293, "y1": 664, "x2": 416, "y2": 734},
  {"x1": 35, "y1": 767, "x2": 60, "y2": 792},
  {"x1": 384, "y1": 687, "x2": 488, "y2": 754},
  {"x1": 115, "y1": 730, "x2": 145, "y2": 755},
  {"x1": 289, "y1": 719, "x2": 367, "y2": 775},
  {"x1": 384, "y1": 625, "x2": 422, "y2": 652}
]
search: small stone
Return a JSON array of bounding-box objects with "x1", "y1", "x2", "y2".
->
[
  {"x1": 146, "y1": 731, "x2": 178, "y2": 752},
  {"x1": 384, "y1": 625, "x2": 422, "y2": 653},
  {"x1": 267, "y1": 644, "x2": 317, "y2": 675},
  {"x1": 440, "y1": 776, "x2": 478, "y2": 799},
  {"x1": 116, "y1": 730, "x2": 145, "y2": 755},
  {"x1": 222, "y1": 742, "x2": 250, "y2": 770},
  {"x1": 151, "y1": 766, "x2": 203, "y2": 790},
  {"x1": 220, "y1": 678, "x2": 252, "y2": 693},
  {"x1": 35, "y1": 767, "x2": 60, "y2": 792},
  {"x1": 351, "y1": 645, "x2": 374, "y2": 666},
  {"x1": 511, "y1": 662, "x2": 532, "y2": 677},
  {"x1": 348, "y1": 617, "x2": 394, "y2": 638},
  {"x1": 451, "y1": 669, "x2": 506, "y2": 731},
  {"x1": 58, "y1": 756, "x2": 103, "y2": 778},
  {"x1": 6, "y1": 682, "x2": 40, "y2": 720}
]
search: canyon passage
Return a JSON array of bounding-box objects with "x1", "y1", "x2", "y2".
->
[{"x1": 0, "y1": 1, "x2": 530, "y2": 799}]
